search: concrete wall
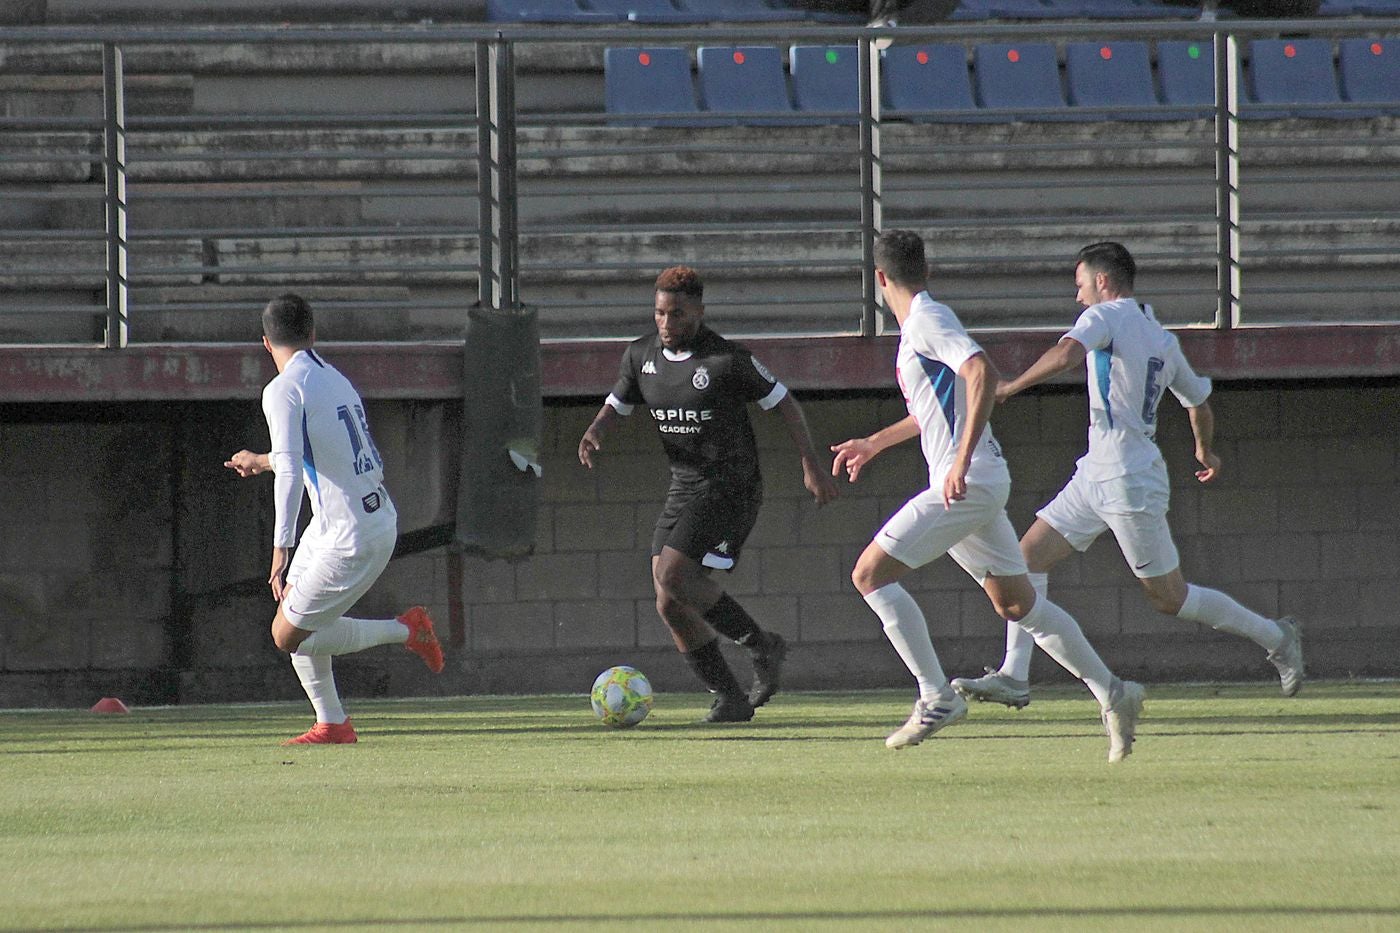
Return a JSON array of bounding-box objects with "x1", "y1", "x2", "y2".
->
[{"x1": 2, "y1": 379, "x2": 1397, "y2": 709}]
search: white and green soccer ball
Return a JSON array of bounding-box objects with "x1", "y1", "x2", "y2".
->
[{"x1": 590, "y1": 665, "x2": 653, "y2": 728}]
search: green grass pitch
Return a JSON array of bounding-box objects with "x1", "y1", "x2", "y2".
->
[{"x1": 2, "y1": 683, "x2": 1397, "y2": 931}]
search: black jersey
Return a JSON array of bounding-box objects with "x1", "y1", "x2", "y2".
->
[{"x1": 610, "y1": 325, "x2": 787, "y2": 489}]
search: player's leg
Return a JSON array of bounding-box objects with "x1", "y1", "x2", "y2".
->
[
  {"x1": 1108, "y1": 491, "x2": 1303, "y2": 695},
  {"x1": 952, "y1": 478, "x2": 1099, "y2": 704},
  {"x1": 857, "y1": 488, "x2": 992, "y2": 748}
]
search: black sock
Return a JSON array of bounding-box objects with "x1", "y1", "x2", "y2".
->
[
  {"x1": 683, "y1": 638, "x2": 744, "y2": 696},
  {"x1": 704, "y1": 593, "x2": 763, "y2": 648}
]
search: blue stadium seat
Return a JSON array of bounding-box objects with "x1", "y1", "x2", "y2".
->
[
  {"x1": 973, "y1": 42, "x2": 1072, "y2": 119},
  {"x1": 1156, "y1": 39, "x2": 1214, "y2": 116},
  {"x1": 585, "y1": 0, "x2": 705, "y2": 21},
  {"x1": 604, "y1": 47, "x2": 704, "y2": 123},
  {"x1": 1338, "y1": 37, "x2": 1400, "y2": 113},
  {"x1": 697, "y1": 45, "x2": 795, "y2": 123},
  {"x1": 1247, "y1": 39, "x2": 1350, "y2": 119},
  {"x1": 789, "y1": 45, "x2": 859, "y2": 123},
  {"x1": 881, "y1": 43, "x2": 988, "y2": 121},
  {"x1": 1315, "y1": 0, "x2": 1369, "y2": 12},
  {"x1": 486, "y1": 0, "x2": 619, "y2": 21},
  {"x1": 674, "y1": 0, "x2": 793, "y2": 20},
  {"x1": 1065, "y1": 40, "x2": 1169, "y2": 119}
]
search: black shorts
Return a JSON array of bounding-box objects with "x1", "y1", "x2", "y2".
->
[{"x1": 650, "y1": 480, "x2": 762, "y2": 571}]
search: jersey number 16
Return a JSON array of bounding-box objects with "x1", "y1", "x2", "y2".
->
[{"x1": 336, "y1": 404, "x2": 383, "y2": 476}]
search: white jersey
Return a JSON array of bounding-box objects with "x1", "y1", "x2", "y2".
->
[
  {"x1": 896, "y1": 292, "x2": 1011, "y2": 487},
  {"x1": 262, "y1": 348, "x2": 397, "y2": 550},
  {"x1": 1063, "y1": 297, "x2": 1213, "y2": 481}
]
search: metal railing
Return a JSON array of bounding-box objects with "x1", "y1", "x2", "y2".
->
[{"x1": 1, "y1": 18, "x2": 1398, "y2": 347}]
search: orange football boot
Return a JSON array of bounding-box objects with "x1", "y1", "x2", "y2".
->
[
  {"x1": 398, "y1": 605, "x2": 444, "y2": 673},
  {"x1": 281, "y1": 719, "x2": 357, "y2": 745}
]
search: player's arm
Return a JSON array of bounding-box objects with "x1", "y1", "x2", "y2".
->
[
  {"x1": 224, "y1": 450, "x2": 272, "y2": 477},
  {"x1": 773, "y1": 392, "x2": 838, "y2": 505},
  {"x1": 1186, "y1": 400, "x2": 1221, "y2": 483},
  {"x1": 996, "y1": 337, "x2": 1087, "y2": 403},
  {"x1": 578, "y1": 401, "x2": 625, "y2": 469},
  {"x1": 830, "y1": 414, "x2": 919, "y2": 484},
  {"x1": 263, "y1": 384, "x2": 305, "y2": 601},
  {"x1": 945, "y1": 351, "x2": 998, "y2": 507}
]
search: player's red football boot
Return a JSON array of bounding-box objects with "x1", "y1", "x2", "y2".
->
[
  {"x1": 398, "y1": 605, "x2": 444, "y2": 673},
  {"x1": 281, "y1": 719, "x2": 357, "y2": 745}
]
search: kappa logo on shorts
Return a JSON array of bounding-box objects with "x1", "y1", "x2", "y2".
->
[
  {"x1": 692, "y1": 366, "x2": 710, "y2": 390},
  {"x1": 362, "y1": 491, "x2": 382, "y2": 513},
  {"x1": 642, "y1": 360, "x2": 658, "y2": 375}
]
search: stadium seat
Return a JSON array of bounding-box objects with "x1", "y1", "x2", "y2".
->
[
  {"x1": 1156, "y1": 39, "x2": 1215, "y2": 117},
  {"x1": 674, "y1": 0, "x2": 794, "y2": 20},
  {"x1": 1338, "y1": 38, "x2": 1400, "y2": 114},
  {"x1": 604, "y1": 47, "x2": 705, "y2": 123},
  {"x1": 697, "y1": 45, "x2": 795, "y2": 123},
  {"x1": 585, "y1": 0, "x2": 706, "y2": 21},
  {"x1": 973, "y1": 42, "x2": 1072, "y2": 120},
  {"x1": 1247, "y1": 39, "x2": 1350, "y2": 119},
  {"x1": 486, "y1": 0, "x2": 619, "y2": 21},
  {"x1": 789, "y1": 45, "x2": 860, "y2": 123},
  {"x1": 1065, "y1": 40, "x2": 1169, "y2": 119},
  {"x1": 881, "y1": 43, "x2": 987, "y2": 121}
]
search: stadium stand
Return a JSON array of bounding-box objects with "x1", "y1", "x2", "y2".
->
[
  {"x1": 583, "y1": 0, "x2": 711, "y2": 22},
  {"x1": 1246, "y1": 37, "x2": 1352, "y2": 117},
  {"x1": 1337, "y1": 37, "x2": 1400, "y2": 111},
  {"x1": 972, "y1": 41, "x2": 1074, "y2": 118},
  {"x1": 1156, "y1": 38, "x2": 1216, "y2": 115},
  {"x1": 486, "y1": 0, "x2": 620, "y2": 22},
  {"x1": 673, "y1": 0, "x2": 797, "y2": 19},
  {"x1": 789, "y1": 44, "x2": 861, "y2": 122},
  {"x1": 696, "y1": 45, "x2": 795, "y2": 121},
  {"x1": 1064, "y1": 40, "x2": 1175, "y2": 119}
]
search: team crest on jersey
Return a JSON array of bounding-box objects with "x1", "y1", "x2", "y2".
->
[
  {"x1": 642, "y1": 360, "x2": 658, "y2": 375},
  {"x1": 751, "y1": 356, "x2": 776, "y2": 384},
  {"x1": 692, "y1": 366, "x2": 710, "y2": 390}
]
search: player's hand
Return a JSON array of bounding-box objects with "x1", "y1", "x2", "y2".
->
[
  {"x1": 224, "y1": 449, "x2": 265, "y2": 477},
  {"x1": 803, "y1": 461, "x2": 839, "y2": 506},
  {"x1": 268, "y1": 547, "x2": 290, "y2": 601},
  {"x1": 577, "y1": 430, "x2": 602, "y2": 469},
  {"x1": 994, "y1": 379, "x2": 1016, "y2": 404},
  {"x1": 830, "y1": 437, "x2": 876, "y2": 483},
  {"x1": 1195, "y1": 450, "x2": 1222, "y2": 484},
  {"x1": 942, "y1": 463, "x2": 969, "y2": 509}
]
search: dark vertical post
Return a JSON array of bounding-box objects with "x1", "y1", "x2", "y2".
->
[
  {"x1": 1213, "y1": 31, "x2": 1241, "y2": 329},
  {"x1": 101, "y1": 42, "x2": 129, "y2": 348},
  {"x1": 488, "y1": 38, "x2": 519, "y2": 312},
  {"x1": 475, "y1": 39, "x2": 494, "y2": 310},
  {"x1": 858, "y1": 39, "x2": 883, "y2": 337}
]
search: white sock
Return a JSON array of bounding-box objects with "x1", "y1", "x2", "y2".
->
[
  {"x1": 864, "y1": 583, "x2": 948, "y2": 701},
  {"x1": 1177, "y1": 585, "x2": 1284, "y2": 651},
  {"x1": 290, "y1": 653, "x2": 347, "y2": 724},
  {"x1": 999, "y1": 573, "x2": 1044, "y2": 681},
  {"x1": 1015, "y1": 596, "x2": 1114, "y2": 708},
  {"x1": 295, "y1": 616, "x2": 408, "y2": 656}
]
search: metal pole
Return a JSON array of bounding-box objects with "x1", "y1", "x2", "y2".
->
[
  {"x1": 475, "y1": 39, "x2": 494, "y2": 310},
  {"x1": 101, "y1": 42, "x2": 129, "y2": 348},
  {"x1": 1213, "y1": 30, "x2": 1241, "y2": 330},
  {"x1": 489, "y1": 38, "x2": 519, "y2": 312},
  {"x1": 858, "y1": 38, "x2": 883, "y2": 337}
]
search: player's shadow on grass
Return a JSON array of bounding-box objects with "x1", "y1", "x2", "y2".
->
[{"x1": 73, "y1": 904, "x2": 1400, "y2": 931}]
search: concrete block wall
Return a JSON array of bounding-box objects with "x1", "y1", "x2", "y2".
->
[{"x1": 1, "y1": 380, "x2": 1397, "y2": 708}]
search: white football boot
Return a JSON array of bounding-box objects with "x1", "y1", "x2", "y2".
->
[
  {"x1": 950, "y1": 667, "x2": 1031, "y2": 709},
  {"x1": 1102, "y1": 678, "x2": 1146, "y2": 763},
  {"x1": 1266, "y1": 617, "x2": 1304, "y2": 697},
  {"x1": 885, "y1": 693, "x2": 968, "y2": 749}
]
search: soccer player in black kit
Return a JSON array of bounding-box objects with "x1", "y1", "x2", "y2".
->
[{"x1": 579, "y1": 266, "x2": 838, "y2": 721}]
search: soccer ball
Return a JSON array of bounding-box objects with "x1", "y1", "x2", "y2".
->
[{"x1": 590, "y1": 665, "x2": 653, "y2": 728}]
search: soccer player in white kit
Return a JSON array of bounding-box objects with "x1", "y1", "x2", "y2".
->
[
  {"x1": 224, "y1": 294, "x2": 445, "y2": 745},
  {"x1": 832, "y1": 231, "x2": 1145, "y2": 762},
  {"x1": 951, "y1": 242, "x2": 1303, "y2": 710}
]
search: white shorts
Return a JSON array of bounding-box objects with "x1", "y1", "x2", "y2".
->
[
  {"x1": 282, "y1": 530, "x2": 396, "y2": 631},
  {"x1": 1037, "y1": 465, "x2": 1179, "y2": 578},
  {"x1": 875, "y1": 480, "x2": 1028, "y2": 585}
]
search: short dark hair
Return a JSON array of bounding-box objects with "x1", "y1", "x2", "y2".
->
[
  {"x1": 873, "y1": 230, "x2": 928, "y2": 289},
  {"x1": 1076, "y1": 241, "x2": 1136, "y2": 292},
  {"x1": 262, "y1": 293, "x2": 314, "y2": 346},
  {"x1": 655, "y1": 265, "x2": 703, "y2": 301}
]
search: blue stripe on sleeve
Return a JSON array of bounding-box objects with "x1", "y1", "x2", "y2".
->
[
  {"x1": 1093, "y1": 341, "x2": 1115, "y2": 430},
  {"x1": 917, "y1": 353, "x2": 958, "y2": 433}
]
